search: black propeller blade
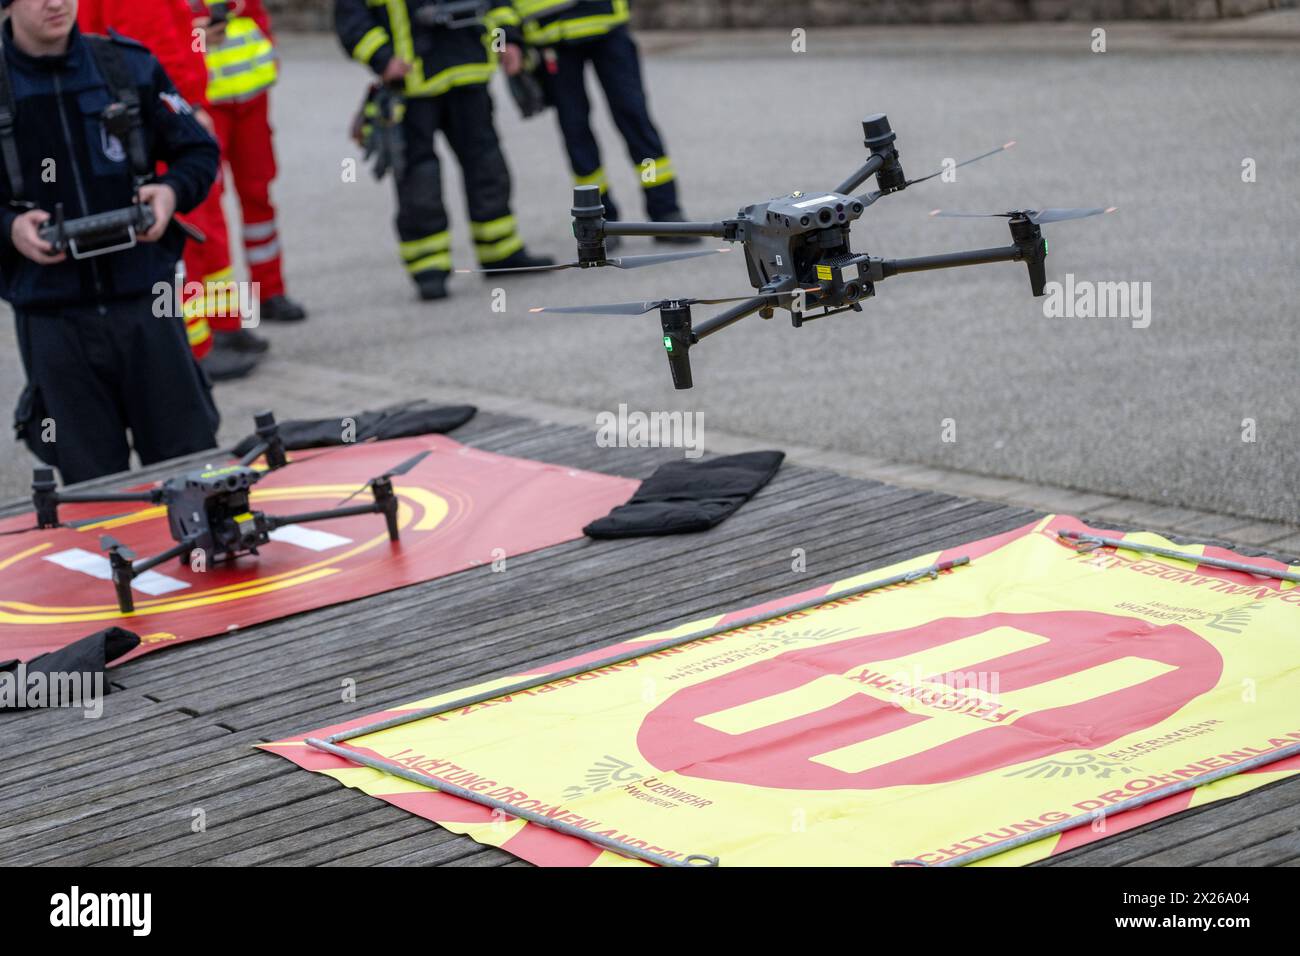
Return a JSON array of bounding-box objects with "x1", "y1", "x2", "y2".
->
[
  {"x1": 456, "y1": 247, "x2": 731, "y2": 275},
  {"x1": 336, "y1": 449, "x2": 431, "y2": 506},
  {"x1": 528, "y1": 288, "x2": 815, "y2": 318},
  {"x1": 929, "y1": 206, "x2": 1117, "y2": 225},
  {"x1": 99, "y1": 534, "x2": 136, "y2": 562},
  {"x1": 858, "y1": 140, "x2": 1016, "y2": 207}
]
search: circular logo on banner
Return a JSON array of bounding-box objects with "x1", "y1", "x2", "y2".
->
[{"x1": 636, "y1": 611, "x2": 1222, "y2": 791}]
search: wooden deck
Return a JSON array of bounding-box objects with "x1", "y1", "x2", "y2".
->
[{"x1": 2, "y1": 411, "x2": 1297, "y2": 867}]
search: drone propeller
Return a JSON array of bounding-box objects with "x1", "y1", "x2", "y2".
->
[
  {"x1": 456, "y1": 247, "x2": 731, "y2": 275},
  {"x1": 335, "y1": 449, "x2": 431, "y2": 506},
  {"x1": 528, "y1": 288, "x2": 809, "y2": 317},
  {"x1": 99, "y1": 534, "x2": 136, "y2": 562},
  {"x1": 858, "y1": 141, "x2": 1016, "y2": 206},
  {"x1": 929, "y1": 206, "x2": 1118, "y2": 225}
]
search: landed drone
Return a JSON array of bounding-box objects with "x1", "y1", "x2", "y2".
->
[
  {"x1": 10, "y1": 411, "x2": 429, "y2": 614},
  {"x1": 477, "y1": 113, "x2": 1116, "y2": 389}
]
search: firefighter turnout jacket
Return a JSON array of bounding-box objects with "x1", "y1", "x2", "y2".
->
[
  {"x1": 513, "y1": 0, "x2": 628, "y2": 46},
  {"x1": 336, "y1": 0, "x2": 520, "y2": 98}
]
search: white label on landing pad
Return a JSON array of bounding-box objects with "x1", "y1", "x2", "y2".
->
[
  {"x1": 791, "y1": 194, "x2": 838, "y2": 208},
  {"x1": 43, "y1": 548, "x2": 191, "y2": 596},
  {"x1": 267, "y1": 525, "x2": 353, "y2": 552}
]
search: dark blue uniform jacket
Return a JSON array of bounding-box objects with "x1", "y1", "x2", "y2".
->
[{"x1": 0, "y1": 23, "x2": 219, "y2": 310}]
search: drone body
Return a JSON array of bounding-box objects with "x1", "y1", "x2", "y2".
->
[
  {"x1": 516, "y1": 112, "x2": 1114, "y2": 389},
  {"x1": 161, "y1": 464, "x2": 269, "y2": 563}
]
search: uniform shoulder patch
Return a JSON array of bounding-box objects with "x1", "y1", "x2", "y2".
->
[{"x1": 158, "y1": 91, "x2": 194, "y2": 116}]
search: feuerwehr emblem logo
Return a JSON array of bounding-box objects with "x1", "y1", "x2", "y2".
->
[{"x1": 100, "y1": 126, "x2": 126, "y2": 163}]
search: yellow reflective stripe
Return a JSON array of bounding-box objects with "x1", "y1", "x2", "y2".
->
[
  {"x1": 522, "y1": 0, "x2": 629, "y2": 45},
  {"x1": 406, "y1": 60, "x2": 496, "y2": 97},
  {"x1": 573, "y1": 167, "x2": 608, "y2": 191},
  {"x1": 639, "y1": 155, "x2": 676, "y2": 187},
  {"x1": 386, "y1": 0, "x2": 416, "y2": 77},
  {"x1": 399, "y1": 231, "x2": 451, "y2": 259},
  {"x1": 474, "y1": 234, "x2": 523, "y2": 263},
  {"x1": 207, "y1": 60, "x2": 278, "y2": 101},
  {"x1": 406, "y1": 252, "x2": 452, "y2": 273},
  {"x1": 485, "y1": 5, "x2": 520, "y2": 28},
  {"x1": 181, "y1": 269, "x2": 239, "y2": 316},
  {"x1": 186, "y1": 314, "x2": 212, "y2": 347},
  {"x1": 514, "y1": 0, "x2": 567, "y2": 17},
  {"x1": 469, "y1": 215, "x2": 517, "y2": 242},
  {"x1": 205, "y1": 19, "x2": 271, "y2": 66},
  {"x1": 352, "y1": 26, "x2": 389, "y2": 65}
]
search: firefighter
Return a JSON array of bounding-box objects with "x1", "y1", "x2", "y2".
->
[
  {"x1": 335, "y1": 0, "x2": 554, "y2": 299},
  {"x1": 194, "y1": 2, "x2": 307, "y2": 323},
  {"x1": 504, "y1": 0, "x2": 698, "y2": 247},
  {"x1": 78, "y1": 0, "x2": 262, "y2": 381},
  {"x1": 2, "y1": 0, "x2": 221, "y2": 483}
]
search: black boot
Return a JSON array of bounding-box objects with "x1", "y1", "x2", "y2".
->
[
  {"x1": 214, "y1": 328, "x2": 270, "y2": 354},
  {"x1": 201, "y1": 349, "x2": 260, "y2": 382},
  {"x1": 483, "y1": 249, "x2": 556, "y2": 274},
  {"x1": 260, "y1": 294, "x2": 308, "y2": 322},
  {"x1": 652, "y1": 210, "x2": 703, "y2": 245},
  {"x1": 415, "y1": 271, "x2": 450, "y2": 301}
]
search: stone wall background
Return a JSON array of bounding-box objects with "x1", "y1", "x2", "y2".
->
[{"x1": 265, "y1": 0, "x2": 1292, "y2": 32}]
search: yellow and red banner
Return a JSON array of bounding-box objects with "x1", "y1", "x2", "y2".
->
[
  {"x1": 264, "y1": 515, "x2": 1300, "y2": 865},
  {"x1": 0, "y1": 436, "x2": 637, "y2": 665}
]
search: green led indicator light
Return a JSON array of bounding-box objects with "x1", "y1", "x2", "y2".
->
[
  {"x1": 663, "y1": 336, "x2": 673, "y2": 351},
  {"x1": 1043, "y1": 238, "x2": 1048, "y2": 254}
]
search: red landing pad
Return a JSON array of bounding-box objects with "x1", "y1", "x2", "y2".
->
[{"x1": 0, "y1": 436, "x2": 638, "y2": 665}]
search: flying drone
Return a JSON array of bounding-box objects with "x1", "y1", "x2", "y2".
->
[
  {"x1": 6, "y1": 412, "x2": 429, "y2": 614},
  {"x1": 474, "y1": 113, "x2": 1116, "y2": 389}
]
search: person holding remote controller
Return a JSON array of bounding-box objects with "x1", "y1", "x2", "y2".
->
[{"x1": 0, "y1": 0, "x2": 222, "y2": 484}]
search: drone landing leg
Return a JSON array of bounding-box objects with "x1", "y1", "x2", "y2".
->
[{"x1": 107, "y1": 548, "x2": 136, "y2": 614}]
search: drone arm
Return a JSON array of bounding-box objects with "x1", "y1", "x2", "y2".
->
[
  {"x1": 603, "y1": 219, "x2": 733, "y2": 240},
  {"x1": 263, "y1": 504, "x2": 385, "y2": 529},
  {"x1": 870, "y1": 244, "x2": 1023, "y2": 280},
  {"x1": 834, "y1": 153, "x2": 885, "y2": 196},
  {"x1": 55, "y1": 490, "x2": 160, "y2": 504},
  {"x1": 130, "y1": 537, "x2": 201, "y2": 576},
  {"x1": 871, "y1": 215, "x2": 1048, "y2": 296},
  {"x1": 693, "y1": 295, "x2": 773, "y2": 340},
  {"x1": 237, "y1": 440, "x2": 270, "y2": 468}
]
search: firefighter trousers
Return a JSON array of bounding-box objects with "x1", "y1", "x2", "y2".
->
[
  {"x1": 542, "y1": 25, "x2": 680, "y2": 222},
  {"x1": 395, "y1": 84, "x2": 523, "y2": 282},
  {"x1": 13, "y1": 295, "x2": 221, "y2": 485}
]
